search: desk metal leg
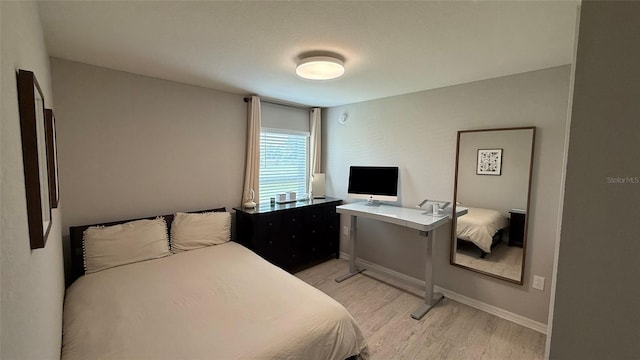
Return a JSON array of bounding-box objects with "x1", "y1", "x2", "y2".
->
[
  {"x1": 411, "y1": 228, "x2": 444, "y2": 320},
  {"x1": 335, "y1": 215, "x2": 365, "y2": 282}
]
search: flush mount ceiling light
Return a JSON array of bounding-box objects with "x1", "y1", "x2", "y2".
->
[{"x1": 296, "y1": 56, "x2": 344, "y2": 80}]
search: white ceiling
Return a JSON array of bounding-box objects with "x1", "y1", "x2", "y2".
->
[{"x1": 38, "y1": 1, "x2": 579, "y2": 107}]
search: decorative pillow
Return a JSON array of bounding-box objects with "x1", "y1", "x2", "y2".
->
[
  {"x1": 171, "y1": 211, "x2": 231, "y2": 253},
  {"x1": 83, "y1": 218, "x2": 170, "y2": 274}
]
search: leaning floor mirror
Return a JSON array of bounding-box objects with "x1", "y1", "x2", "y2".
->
[{"x1": 451, "y1": 127, "x2": 535, "y2": 284}]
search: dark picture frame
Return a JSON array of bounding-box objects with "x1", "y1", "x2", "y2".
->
[
  {"x1": 476, "y1": 148, "x2": 503, "y2": 175},
  {"x1": 17, "y1": 69, "x2": 51, "y2": 249},
  {"x1": 45, "y1": 109, "x2": 60, "y2": 208}
]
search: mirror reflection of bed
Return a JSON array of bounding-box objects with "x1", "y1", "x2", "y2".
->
[
  {"x1": 455, "y1": 208, "x2": 523, "y2": 281},
  {"x1": 451, "y1": 127, "x2": 535, "y2": 284}
]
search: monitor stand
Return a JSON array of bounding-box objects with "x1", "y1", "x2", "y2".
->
[{"x1": 365, "y1": 199, "x2": 381, "y2": 206}]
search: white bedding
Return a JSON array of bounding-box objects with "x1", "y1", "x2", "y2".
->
[
  {"x1": 62, "y1": 242, "x2": 369, "y2": 360},
  {"x1": 456, "y1": 207, "x2": 508, "y2": 253}
]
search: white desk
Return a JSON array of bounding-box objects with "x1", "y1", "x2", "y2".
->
[{"x1": 335, "y1": 202, "x2": 466, "y2": 320}]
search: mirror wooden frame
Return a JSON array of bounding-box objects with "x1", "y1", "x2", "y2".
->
[
  {"x1": 17, "y1": 69, "x2": 51, "y2": 249},
  {"x1": 450, "y1": 126, "x2": 536, "y2": 284}
]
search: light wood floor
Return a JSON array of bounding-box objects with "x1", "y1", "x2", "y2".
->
[
  {"x1": 295, "y1": 259, "x2": 545, "y2": 360},
  {"x1": 454, "y1": 241, "x2": 523, "y2": 281}
]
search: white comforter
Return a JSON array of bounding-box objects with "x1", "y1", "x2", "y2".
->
[
  {"x1": 456, "y1": 207, "x2": 508, "y2": 253},
  {"x1": 62, "y1": 242, "x2": 369, "y2": 360}
]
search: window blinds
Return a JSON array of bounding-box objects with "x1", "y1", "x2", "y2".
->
[{"x1": 259, "y1": 129, "x2": 309, "y2": 202}]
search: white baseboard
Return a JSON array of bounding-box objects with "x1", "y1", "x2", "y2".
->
[
  {"x1": 433, "y1": 286, "x2": 548, "y2": 334},
  {"x1": 338, "y1": 252, "x2": 547, "y2": 334}
]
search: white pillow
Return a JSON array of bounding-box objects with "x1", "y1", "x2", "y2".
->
[
  {"x1": 171, "y1": 211, "x2": 231, "y2": 253},
  {"x1": 83, "y1": 218, "x2": 170, "y2": 274}
]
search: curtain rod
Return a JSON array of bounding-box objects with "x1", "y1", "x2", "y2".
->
[{"x1": 243, "y1": 97, "x2": 312, "y2": 111}]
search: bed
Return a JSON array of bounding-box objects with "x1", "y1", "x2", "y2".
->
[
  {"x1": 456, "y1": 207, "x2": 508, "y2": 257},
  {"x1": 63, "y1": 208, "x2": 369, "y2": 360}
]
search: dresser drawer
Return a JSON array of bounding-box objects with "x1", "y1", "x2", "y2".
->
[
  {"x1": 304, "y1": 207, "x2": 323, "y2": 224},
  {"x1": 258, "y1": 213, "x2": 281, "y2": 233},
  {"x1": 283, "y1": 210, "x2": 304, "y2": 231},
  {"x1": 324, "y1": 205, "x2": 338, "y2": 220}
]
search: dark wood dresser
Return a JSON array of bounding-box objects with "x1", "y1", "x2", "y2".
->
[{"x1": 234, "y1": 198, "x2": 341, "y2": 273}]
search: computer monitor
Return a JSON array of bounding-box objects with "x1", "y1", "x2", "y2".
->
[{"x1": 347, "y1": 166, "x2": 399, "y2": 205}]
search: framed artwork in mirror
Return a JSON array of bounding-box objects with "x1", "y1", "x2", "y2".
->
[
  {"x1": 17, "y1": 69, "x2": 51, "y2": 249},
  {"x1": 477, "y1": 148, "x2": 503, "y2": 175},
  {"x1": 451, "y1": 127, "x2": 535, "y2": 284},
  {"x1": 45, "y1": 109, "x2": 60, "y2": 208}
]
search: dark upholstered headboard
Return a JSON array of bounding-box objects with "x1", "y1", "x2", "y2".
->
[{"x1": 68, "y1": 207, "x2": 226, "y2": 285}]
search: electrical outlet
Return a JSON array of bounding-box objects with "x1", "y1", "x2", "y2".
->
[
  {"x1": 343, "y1": 226, "x2": 349, "y2": 236},
  {"x1": 532, "y1": 275, "x2": 545, "y2": 291}
]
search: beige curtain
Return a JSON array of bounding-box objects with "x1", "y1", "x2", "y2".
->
[
  {"x1": 308, "y1": 107, "x2": 322, "y2": 193},
  {"x1": 242, "y1": 96, "x2": 261, "y2": 204}
]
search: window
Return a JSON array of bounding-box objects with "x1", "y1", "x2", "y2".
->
[{"x1": 259, "y1": 129, "x2": 309, "y2": 202}]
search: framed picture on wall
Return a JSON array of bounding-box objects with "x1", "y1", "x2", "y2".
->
[
  {"x1": 476, "y1": 148, "x2": 503, "y2": 175},
  {"x1": 17, "y1": 69, "x2": 52, "y2": 249},
  {"x1": 45, "y1": 109, "x2": 60, "y2": 208}
]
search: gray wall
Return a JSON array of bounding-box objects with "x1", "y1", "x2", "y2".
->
[
  {"x1": 458, "y1": 129, "x2": 533, "y2": 215},
  {"x1": 324, "y1": 66, "x2": 571, "y2": 324},
  {"x1": 549, "y1": 2, "x2": 640, "y2": 358},
  {"x1": 50, "y1": 59, "x2": 247, "y2": 283},
  {"x1": 0, "y1": 2, "x2": 66, "y2": 359}
]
